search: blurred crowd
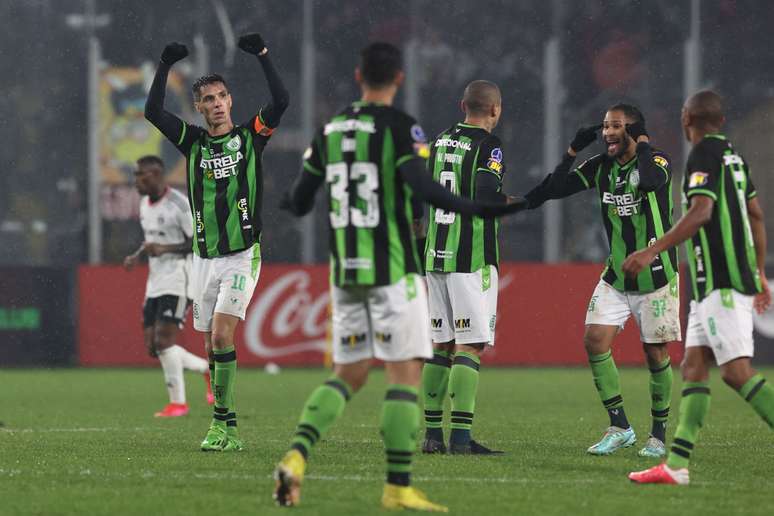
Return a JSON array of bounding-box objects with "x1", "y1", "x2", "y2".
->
[{"x1": 2, "y1": 0, "x2": 773, "y2": 266}]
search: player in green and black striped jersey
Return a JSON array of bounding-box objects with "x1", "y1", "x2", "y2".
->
[
  {"x1": 626, "y1": 91, "x2": 774, "y2": 485},
  {"x1": 526, "y1": 104, "x2": 678, "y2": 458},
  {"x1": 421, "y1": 80, "x2": 515, "y2": 456},
  {"x1": 273, "y1": 43, "x2": 526, "y2": 512},
  {"x1": 145, "y1": 33, "x2": 289, "y2": 452}
]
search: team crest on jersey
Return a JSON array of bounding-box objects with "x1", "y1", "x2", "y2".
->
[
  {"x1": 653, "y1": 155, "x2": 668, "y2": 168},
  {"x1": 225, "y1": 135, "x2": 241, "y2": 152},
  {"x1": 629, "y1": 169, "x2": 640, "y2": 188},
  {"x1": 689, "y1": 171, "x2": 709, "y2": 187}
]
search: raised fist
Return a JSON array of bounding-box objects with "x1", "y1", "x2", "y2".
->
[
  {"x1": 161, "y1": 42, "x2": 188, "y2": 65},
  {"x1": 237, "y1": 33, "x2": 267, "y2": 55}
]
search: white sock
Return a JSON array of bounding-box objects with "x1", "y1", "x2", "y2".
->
[
  {"x1": 172, "y1": 344, "x2": 209, "y2": 374},
  {"x1": 158, "y1": 347, "x2": 185, "y2": 404}
]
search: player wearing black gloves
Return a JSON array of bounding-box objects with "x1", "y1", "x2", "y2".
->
[
  {"x1": 526, "y1": 104, "x2": 679, "y2": 459},
  {"x1": 145, "y1": 32, "x2": 289, "y2": 453}
]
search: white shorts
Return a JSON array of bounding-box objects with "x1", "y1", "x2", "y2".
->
[
  {"x1": 426, "y1": 265, "x2": 498, "y2": 346},
  {"x1": 685, "y1": 289, "x2": 754, "y2": 365},
  {"x1": 331, "y1": 273, "x2": 433, "y2": 365},
  {"x1": 191, "y1": 244, "x2": 261, "y2": 332},
  {"x1": 585, "y1": 278, "x2": 681, "y2": 343}
]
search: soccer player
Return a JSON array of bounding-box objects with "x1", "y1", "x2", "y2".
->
[
  {"x1": 144, "y1": 33, "x2": 289, "y2": 451},
  {"x1": 123, "y1": 155, "x2": 213, "y2": 417},
  {"x1": 421, "y1": 80, "x2": 512, "y2": 455},
  {"x1": 626, "y1": 90, "x2": 773, "y2": 485},
  {"x1": 273, "y1": 42, "x2": 526, "y2": 511},
  {"x1": 525, "y1": 104, "x2": 680, "y2": 457}
]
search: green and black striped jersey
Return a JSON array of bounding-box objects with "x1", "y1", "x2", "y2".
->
[
  {"x1": 575, "y1": 151, "x2": 678, "y2": 293},
  {"x1": 683, "y1": 134, "x2": 761, "y2": 301},
  {"x1": 303, "y1": 101, "x2": 429, "y2": 287},
  {"x1": 425, "y1": 123, "x2": 504, "y2": 273},
  {"x1": 172, "y1": 114, "x2": 275, "y2": 258}
]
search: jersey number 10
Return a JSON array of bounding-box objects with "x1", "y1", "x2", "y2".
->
[{"x1": 326, "y1": 162, "x2": 380, "y2": 229}]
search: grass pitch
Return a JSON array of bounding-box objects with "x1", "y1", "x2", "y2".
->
[{"x1": 1, "y1": 367, "x2": 773, "y2": 515}]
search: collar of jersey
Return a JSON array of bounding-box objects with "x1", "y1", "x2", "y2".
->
[
  {"x1": 205, "y1": 131, "x2": 235, "y2": 143},
  {"x1": 352, "y1": 100, "x2": 385, "y2": 107},
  {"x1": 457, "y1": 122, "x2": 485, "y2": 130},
  {"x1": 704, "y1": 133, "x2": 726, "y2": 140},
  {"x1": 615, "y1": 154, "x2": 637, "y2": 169}
]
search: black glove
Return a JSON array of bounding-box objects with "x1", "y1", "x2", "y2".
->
[
  {"x1": 570, "y1": 124, "x2": 602, "y2": 153},
  {"x1": 238, "y1": 33, "x2": 267, "y2": 55},
  {"x1": 160, "y1": 42, "x2": 188, "y2": 65},
  {"x1": 626, "y1": 120, "x2": 648, "y2": 141}
]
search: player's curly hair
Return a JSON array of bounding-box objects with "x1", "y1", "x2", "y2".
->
[
  {"x1": 192, "y1": 74, "x2": 228, "y2": 100},
  {"x1": 607, "y1": 103, "x2": 645, "y2": 125},
  {"x1": 359, "y1": 42, "x2": 402, "y2": 87}
]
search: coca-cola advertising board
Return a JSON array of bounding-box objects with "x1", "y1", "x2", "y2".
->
[{"x1": 78, "y1": 263, "x2": 689, "y2": 366}]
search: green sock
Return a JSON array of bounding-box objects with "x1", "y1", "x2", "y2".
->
[
  {"x1": 667, "y1": 382, "x2": 711, "y2": 470},
  {"x1": 290, "y1": 376, "x2": 352, "y2": 459},
  {"x1": 422, "y1": 350, "x2": 452, "y2": 439},
  {"x1": 449, "y1": 351, "x2": 480, "y2": 445},
  {"x1": 588, "y1": 350, "x2": 629, "y2": 429},
  {"x1": 649, "y1": 357, "x2": 673, "y2": 442},
  {"x1": 738, "y1": 374, "x2": 774, "y2": 429},
  {"x1": 381, "y1": 385, "x2": 420, "y2": 487},
  {"x1": 213, "y1": 346, "x2": 236, "y2": 428}
]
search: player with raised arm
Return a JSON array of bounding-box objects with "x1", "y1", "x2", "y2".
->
[
  {"x1": 144, "y1": 32, "x2": 289, "y2": 451},
  {"x1": 421, "y1": 80, "x2": 512, "y2": 455},
  {"x1": 627, "y1": 90, "x2": 773, "y2": 485},
  {"x1": 526, "y1": 104, "x2": 679, "y2": 457},
  {"x1": 123, "y1": 155, "x2": 213, "y2": 417},
  {"x1": 272, "y1": 43, "x2": 526, "y2": 511}
]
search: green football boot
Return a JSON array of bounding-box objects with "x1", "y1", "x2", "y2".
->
[
  {"x1": 200, "y1": 423, "x2": 228, "y2": 452},
  {"x1": 222, "y1": 426, "x2": 244, "y2": 452}
]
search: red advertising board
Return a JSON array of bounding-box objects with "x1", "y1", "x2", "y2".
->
[{"x1": 78, "y1": 264, "x2": 684, "y2": 366}]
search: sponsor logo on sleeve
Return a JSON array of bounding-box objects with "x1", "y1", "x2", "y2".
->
[
  {"x1": 653, "y1": 155, "x2": 668, "y2": 168},
  {"x1": 490, "y1": 147, "x2": 503, "y2": 163},
  {"x1": 411, "y1": 124, "x2": 430, "y2": 158},
  {"x1": 689, "y1": 171, "x2": 709, "y2": 188}
]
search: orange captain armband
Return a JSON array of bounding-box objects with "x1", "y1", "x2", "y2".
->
[{"x1": 253, "y1": 113, "x2": 275, "y2": 137}]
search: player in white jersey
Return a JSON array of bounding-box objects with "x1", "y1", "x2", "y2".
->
[{"x1": 123, "y1": 155, "x2": 213, "y2": 417}]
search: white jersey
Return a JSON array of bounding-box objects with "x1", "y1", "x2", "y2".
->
[{"x1": 139, "y1": 187, "x2": 194, "y2": 299}]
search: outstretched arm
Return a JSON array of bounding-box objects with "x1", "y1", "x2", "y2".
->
[
  {"x1": 237, "y1": 33, "x2": 290, "y2": 128},
  {"x1": 145, "y1": 43, "x2": 189, "y2": 142},
  {"x1": 525, "y1": 152, "x2": 588, "y2": 208},
  {"x1": 622, "y1": 195, "x2": 714, "y2": 277},
  {"x1": 399, "y1": 159, "x2": 527, "y2": 218}
]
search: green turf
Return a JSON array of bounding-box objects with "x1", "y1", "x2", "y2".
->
[{"x1": 1, "y1": 367, "x2": 773, "y2": 515}]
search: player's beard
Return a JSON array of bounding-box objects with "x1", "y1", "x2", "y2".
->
[{"x1": 614, "y1": 137, "x2": 632, "y2": 159}]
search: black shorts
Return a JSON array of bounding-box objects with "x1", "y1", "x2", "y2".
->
[{"x1": 142, "y1": 295, "x2": 190, "y2": 328}]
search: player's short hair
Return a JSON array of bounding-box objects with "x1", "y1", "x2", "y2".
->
[
  {"x1": 136, "y1": 155, "x2": 165, "y2": 172},
  {"x1": 607, "y1": 103, "x2": 645, "y2": 125},
  {"x1": 463, "y1": 80, "x2": 501, "y2": 116},
  {"x1": 685, "y1": 90, "x2": 725, "y2": 129},
  {"x1": 192, "y1": 74, "x2": 228, "y2": 100},
  {"x1": 359, "y1": 42, "x2": 402, "y2": 87}
]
